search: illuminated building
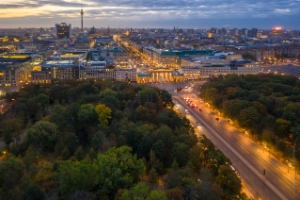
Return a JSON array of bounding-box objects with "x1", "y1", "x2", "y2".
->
[
  {"x1": 44, "y1": 60, "x2": 79, "y2": 80},
  {"x1": 272, "y1": 27, "x2": 283, "y2": 36},
  {"x1": 179, "y1": 59, "x2": 260, "y2": 79},
  {"x1": 31, "y1": 67, "x2": 52, "y2": 84},
  {"x1": 115, "y1": 68, "x2": 136, "y2": 82},
  {"x1": 56, "y1": 23, "x2": 71, "y2": 39},
  {"x1": 136, "y1": 68, "x2": 185, "y2": 83},
  {"x1": 0, "y1": 53, "x2": 41, "y2": 86},
  {"x1": 79, "y1": 61, "x2": 115, "y2": 80},
  {"x1": 143, "y1": 47, "x2": 214, "y2": 67}
]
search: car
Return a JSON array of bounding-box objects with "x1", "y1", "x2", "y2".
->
[
  {"x1": 177, "y1": 87, "x2": 182, "y2": 91},
  {"x1": 229, "y1": 165, "x2": 240, "y2": 177}
]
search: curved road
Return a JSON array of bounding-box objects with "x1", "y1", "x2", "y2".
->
[{"x1": 174, "y1": 95, "x2": 300, "y2": 200}]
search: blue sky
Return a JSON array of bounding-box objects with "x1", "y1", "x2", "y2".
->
[{"x1": 0, "y1": 0, "x2": 300, "y2": 29}]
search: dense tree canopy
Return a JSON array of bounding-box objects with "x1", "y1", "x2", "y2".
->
[
  {"x1": 201, "y1": 74, "x2": 300, "y2": 164},
  {"x1": 0, "y1": 79, "x2": 244, "y2": 200}
]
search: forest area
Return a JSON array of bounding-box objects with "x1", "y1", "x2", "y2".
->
[
  {"x1": 0, "y1": 79, "x2": 245, "y2": 200},
  {"x1": 201, "y1": 74, "x2": 300, "y2": 166}
]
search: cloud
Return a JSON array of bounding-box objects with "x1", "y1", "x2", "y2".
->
[
  {"x1": 0, "y1": 0, "x2": 299, "y2": 28},
  {"x1": 274, "y1": 9, "x2": 290, "y2": 13}
]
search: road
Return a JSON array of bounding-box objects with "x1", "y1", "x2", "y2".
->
[{"x1": 151, "y1": 81, "x2": 300, "y2": 200}]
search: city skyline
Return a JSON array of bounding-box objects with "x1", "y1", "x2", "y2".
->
[{"x1": 0, "y1": 0, "x2": 300, "y2": 29}]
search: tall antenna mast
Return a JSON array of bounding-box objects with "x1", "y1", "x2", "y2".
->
[{"x1": 80, "y1": 0, "x2": 84, "y2": 32}]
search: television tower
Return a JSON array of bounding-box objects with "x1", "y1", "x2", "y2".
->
[{"x1": 80, "y1": 0, "x2": 84, "y2": 32}]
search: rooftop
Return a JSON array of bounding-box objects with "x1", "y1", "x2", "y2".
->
[
  {"x1": 44, "y1": 60, "x2": 76, "y2": 67},
  {"x1": 146, "y1": 47, "x2": 215, "y2": 56},
  {"x1": 137, "y1": 72, "x2": 151, "y2": 77},
  {"x1": 173, "y1": 70, "x2": 184, "y2": 76}
]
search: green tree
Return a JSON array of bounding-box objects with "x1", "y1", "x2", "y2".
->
[
  {"x1": 26, "y1": 121, "x2": 59, "y2": 151},
  {"x1": 78, "y1": 104, "x2": 98, "y2": 125},
  {"x1": 135, "y1": 106, "x2": 153, "y2": 122},
  {"x1": 74, "y1": 146, "x2": 85, "y2": 161},
  {"x1": 148, "y1": 168, "x2": 158, "y2": 183},
  {"x1": 291, "y1": 125, "x2": 300, "y2": 144},
  {"x1": 204, "y1": 88, "x2": 218, "y2": 104},
  {"x1": 59, "y1": 160, "x2": 97, "y2": 197},
  {"x1": 65, "y1": 132, "x2": 80, "y2": 155},
  {"x1": 274, "y1": 118, "x2": 291, "y2": 138},
  {"x1": 166, "y1": 188, "x2": 183, "y2": 200},
  {"x1": 0, "y1": 156, "x2": 25, "y2": 200},
  {"x1": 188, "y1": 145, "x2": 202, "y2": 172},
  {"x1": 34, "y1": 93, "x2": 49, "y2": 113},
  {"x1": 94, "y1": 146, "x2": 146, "y2": 198},
  {"x1": 22, "y1": 183, "x2": 46, "y2": 200},
  {"x1": 216, "y1": 165, "x2": 242, "y2": 200},
  {"x1": 157, "y1": 108, "x2": 184, "y2": 129},
  {"x1": 0, "y1": 118, "x2": 23, "y2": 145},
  {"x1": 138, "y1": 88, "x2": 159, "y2": 105},
  {"x1": 146, "y1": 190, "x2": 168, "y2": 200},
  {"x1": 172, "y1": 142, "x2": 189, "y2": 167},
  {"x1": 87, "y1": 148, "x2": 97, "y2": 161},
  {"x1": 159, "y1": 90, "x2": 173, "y2": 107},
  {"x1": 196, "y1": 181, "x2": 223, "y2": 200},
  {"x1": 120, "y1": 182, "x2": 149, "y2": 200},
  {"x1": 101, "y1": 95, "x2": 121, "y2": 109},
  {"x1": 49, "y1": 104, "x2": 66, "y2": 130},
  {"x1": 95, "y1": 104, "x2": 112, "y2": 125},
  {"x1": 239, "y1": 107, "x2": 262, "y2": 132},
  {"x1": 100, "y1": 89, "x2": 117, "y2": 98},
  {"x1": 61, "y1": 146, "x2": 70, "y2": 160},
  {"x1": 92, "y1": 131, "x2": 105, "y2": 151}
]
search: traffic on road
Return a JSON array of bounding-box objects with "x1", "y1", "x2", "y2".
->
[{"x1": 152, "y1": 80, "x2": 300, "y2": 200}]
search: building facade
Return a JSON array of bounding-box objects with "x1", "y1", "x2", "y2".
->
[
  {"x1": 179, "y1": 62, "x2": 260, "y2": 79},
  {"x1": 56, "y1": 23, "x2": 71, "y2": 39},
  {"x1": 115, "y1": 68, "x2": 137, "y2": 82},
  {"x1": 136, "y1": 68, "x2": 185, "y2": 83}
]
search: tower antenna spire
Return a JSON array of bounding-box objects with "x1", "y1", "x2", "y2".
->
[{"x1": 80, "y1": 0, "x2": 84, "y2": 32}]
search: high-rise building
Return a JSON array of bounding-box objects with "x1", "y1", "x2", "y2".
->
[
  {"x1": 272, "y1": 27, "x2": 283, "y2": 36},
  {"x1": 239, "y1": 28, "x2": 248, "y2": 36},
  {"x1": 80, "y1": 0, "x2": 84, "y2": 32},
  {"x1": 210, "y1": 27, "x2": 218, "y2": 34},
  {"x1": 56, "y1": 23, "x2": 71, "y2": 38},
  {"x1": 248, "y1": 28, "x2": 258, "y2": 37}
]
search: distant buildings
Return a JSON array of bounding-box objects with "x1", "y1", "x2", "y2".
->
[
  {"x1": 56, "y1": 23, "x2": 71, "y2": 39},
  {"x1": 0, "y1": 52, "x2": 43, "y2": 86},
  {"x1": 1, "y1": 25, "x2": 300, "y2": 88},
  {"x1": 142, "y1": 47, "x2": 214, "y2": 66},
  {"x1": 272, "y1": 27, "x2": 283, "y2": 37},
  {"x1": 179, "y1": 54, "x2": 260, "y2": 80}
]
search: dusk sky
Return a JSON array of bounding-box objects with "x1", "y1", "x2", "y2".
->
[{"x1": 1, "y1": 0, "x2": 300, "y2": 29}]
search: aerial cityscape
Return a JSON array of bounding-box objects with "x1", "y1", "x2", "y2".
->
[{"x1": 0, "y1": 0, "x2": 300, "y2": 200}]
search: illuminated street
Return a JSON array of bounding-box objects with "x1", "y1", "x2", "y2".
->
[{"x1": 153, "y1": 81, "x2": 300, "y2": 200}]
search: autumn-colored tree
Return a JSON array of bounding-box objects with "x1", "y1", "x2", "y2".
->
[{"x1": 95, "y1": 104, "x2": 112, "y2": 125}]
